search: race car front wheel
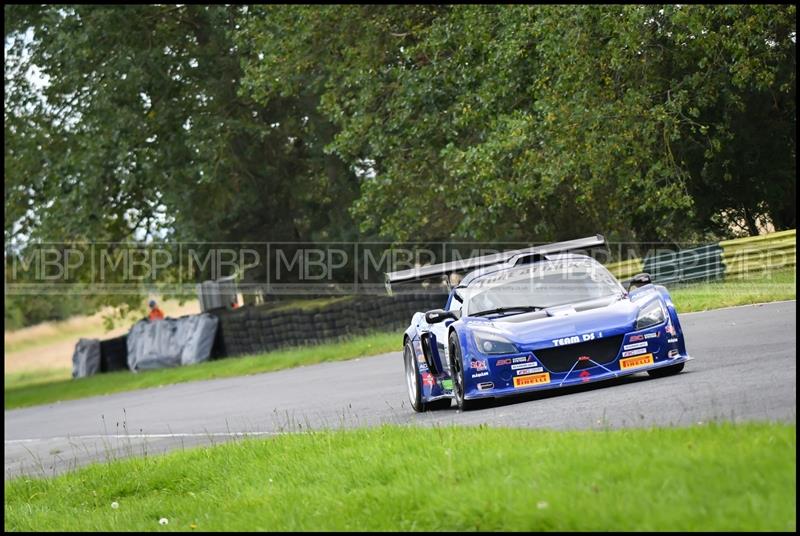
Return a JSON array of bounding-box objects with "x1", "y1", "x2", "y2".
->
[
  {"x1": 449, "y1": 331, "x2": 476, "y2": 411},
  {"x1": 404, "y1": 340, "x2": 450, "y2": 412}
]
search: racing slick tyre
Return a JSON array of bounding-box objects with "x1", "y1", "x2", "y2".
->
[
  {"x1": 449, "y1": 331, "x2": 477, "y2": 411},
  {"x1": 404, "y1": 340, "x2": 451, "y2": 412},
  {"x1": 647, "y1": 362, "x2": 685, "y2": 378}
]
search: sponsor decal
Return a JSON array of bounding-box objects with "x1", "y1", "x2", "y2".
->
[
  {"x1": 441, "y1": 379, "x2": 454, "y2": 390},
  {"x1": 477, "y1": 382, "x2": 494, "y2": 391},
  {"x1": 619, "y1": 353, "x2": 655, "y2": 370},
  {"x1": 470, "y1": 358, "x2": 487, "y2": 371},
  {"x1": 579, "y1": 370, "x2": 591, "y2": 383},
  {"x1": 668, "y1": 349, "x2": 679, "y2": 358},
  {"x1": 418, "y1": 363, "x2": 429, "y2": 373},
  {"x1": 495, "y1": 358, "x2": 512, "y2": 366},
  {"x1": 421, "y1": 373, "x2": 435, "y2": 387},
  {"x1": 513, "y1": 372, "x2": 550, "y2": 388},
  {"x1": 511, "y1": 362, "x2": 539, "y2": 370},
  {"x1": 516, "y1": 367, "x2": 544, "y2": 376},
  {"x1": 665, "y1": 323, "x2": 677, "y2": 336},
  {"x1": 667, "y1": 337, "x2": 678, "y2": 344},
  {"x1": 622, "y1": 348, "x2": 648, "y2": 357},
  {"x1": 552, "y1": 331, "x2": 603, "y2": 347},
  {"x1": 512, "y1": 356, "x2": 530, "y2": 363},
  {"x1": 552, "y1": 335, "x2": 580, "y2": 346},
  {"x1": 623, "y1": 341, "x2": 648, "y2": 350},
  {"x1": 629, "y1": 331, "x2": 659, "y2": 342},
  {"x1": 471, "y1": 371, "x2": 489, "y2": 379}
]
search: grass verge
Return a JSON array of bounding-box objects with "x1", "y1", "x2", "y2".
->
[
  {"x1": 668, "y1": 268, "x2": 795, "y2": 312},
  {"x1": 4, "y1": 331, "x2": 400, "y2": 410},
  {"x1": 4, "y1": 367, "x2": 72, "y2": 390},
  {"x1": 4, "y1": 423, "x2": 795, "y2": 531}
]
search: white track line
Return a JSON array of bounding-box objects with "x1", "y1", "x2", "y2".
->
[{"x1": 5, "y1": 431, "x2": 282, "y2": 444}]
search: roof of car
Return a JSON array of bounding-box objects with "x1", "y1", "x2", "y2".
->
[{"x1": 459, "y1": 252, "x2": 598, "y2": 288}]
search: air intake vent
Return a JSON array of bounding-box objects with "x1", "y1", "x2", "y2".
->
[{"x1": 533, "y1": 335, "x2": 624, "y2": 373}]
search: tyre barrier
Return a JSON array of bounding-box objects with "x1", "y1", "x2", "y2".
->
[
  {"x1": 209, "y1": 292, "x2": 448, "y2": 358},
  {"x1": 99, "y1": 335, "x2": 129, "y2": 373}
]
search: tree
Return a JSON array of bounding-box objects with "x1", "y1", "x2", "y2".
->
[
  {"x1": 239, "y1": 4, "x2": 795, "y2": 243},
  {"x1": 5, "y1": 5, "x2": 359, "y2": 247}
]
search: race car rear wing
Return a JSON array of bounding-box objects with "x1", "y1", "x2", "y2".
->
[{"x1": 384, "y1": 234, "x2": 606, "y2": 294}]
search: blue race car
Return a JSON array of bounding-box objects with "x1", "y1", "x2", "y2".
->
[{"x1": 385, "y1": 235, "x2": 692, "y2": 411}]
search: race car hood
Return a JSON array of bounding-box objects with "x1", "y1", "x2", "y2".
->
[{"x1": 464, "y1": 297, "x2": 646, "y2": 347}]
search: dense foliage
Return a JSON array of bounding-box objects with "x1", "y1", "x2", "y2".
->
[
  {"x1": 5, "y1": 5, "x2": 357, "y2": 246},
  {"x1": 238, "y1": 5, "x2": 795, "y2": 242},
  {"x1": 4, "y1": 5, "x2": 796, "y2": 326}
]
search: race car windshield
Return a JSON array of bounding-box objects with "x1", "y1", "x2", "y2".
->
[{"x1": 465, "y1": 260, "x2": 622, "y2": 316}]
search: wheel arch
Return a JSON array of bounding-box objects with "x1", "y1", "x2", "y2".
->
[
  {"x1": 448, "y1": 323, "x2": 471, "y2": 352},
  {"x1": 654, "y1": 284, "x2": 688, "y2": 354}
]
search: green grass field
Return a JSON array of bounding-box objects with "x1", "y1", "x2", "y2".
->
[
  {"x1": 4, "y1": 423, "x2": 795, "y2": 531},
  {"x1": 4, "y1": 367, "x2": 73, "y2": 391},
  {"x1": 4, "y1": 331, "x2": 400, "y2": 410},
  {"x1": 669, "y1": 269, "x2": 795, "y2": 312}
]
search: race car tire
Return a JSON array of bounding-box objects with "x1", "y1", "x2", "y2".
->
[
  {"x1": 449, "y1": 331, "x2": 477, "y2": 411},
  {"x1": 647, "y1": 361, "x2": 685, "y2": 378},
  {"x1": 406, "y1": 339, "x2": 452, "y2": 412},
  {"x1": 404, "y1": 340, "x2": 425, "y2": 412}
]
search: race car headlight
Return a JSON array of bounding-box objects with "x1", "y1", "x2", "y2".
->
[
  {"x1": 636, "y1": 300, "x2": 666, "y2": 330},
  {"x1": 473, "y1": 331, "x2": 518, "y2": 355}
]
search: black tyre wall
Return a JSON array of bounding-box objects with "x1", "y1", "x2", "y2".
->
[{"x1": 207, "y1": 293, "x2": 448, "y2": 359}]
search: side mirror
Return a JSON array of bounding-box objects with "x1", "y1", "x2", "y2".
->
[
  {"x1": 425, "y1": 309, "x2": 460, "y2": 324},
  {"x1": 627, "y1": 273, "x2": 652, "y2": 291}
]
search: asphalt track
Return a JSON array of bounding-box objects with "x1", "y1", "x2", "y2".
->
[{"x1": 5, "y1": 301, "x2": 796, "y2": 479}]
